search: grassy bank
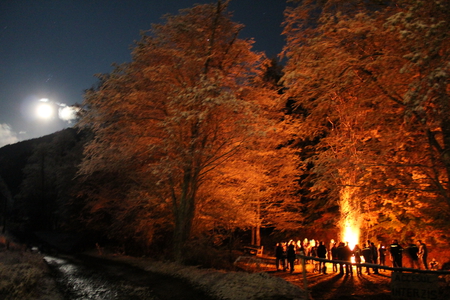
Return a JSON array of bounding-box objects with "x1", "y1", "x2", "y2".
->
[{"x1": 0, "y1": 246, "x2": 62, "y2": 300}]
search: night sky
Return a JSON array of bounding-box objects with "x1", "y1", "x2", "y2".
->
[{"x1": 0, "y1": 0, "x2": 288, "y2": 146}]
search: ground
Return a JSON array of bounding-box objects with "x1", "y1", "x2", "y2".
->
[
  {"x1": 2, "y1": 246, "x2": 450, "y2": 299},
  {"x1": 275, "y1": 264, "x2": 392, "y2": 300},
  {"x1": 235, "y1": 256, "x2": 450, "y2": 300}
]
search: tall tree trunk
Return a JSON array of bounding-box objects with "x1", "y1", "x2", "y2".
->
[
  {"x1": 440, "y1": 116, "x2": 450, "y2": 202},
  {"x1": 255, "y1": 200, "x2": 261, "y2": 246},
  {"x1": 172, "y1": 167, "x2": 198, "y2": 261}
]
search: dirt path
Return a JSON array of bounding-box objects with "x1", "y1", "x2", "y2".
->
[
  {"x1": 272, "y1": 262, "x2": 450, "y2": 300},
  {"x1": 275, "y1": 267, "x2": 392, "y2": 300}
]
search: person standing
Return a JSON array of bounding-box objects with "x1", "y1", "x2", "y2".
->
[
  {"x1": 317, "y1": 241, "x2": 327, "y2": 274},
  {"x1": 390, "y1": 239, "x2": 403, "y2": 268},
  {"x1": 282, "y1": 242, "x2": 288, "y2": 271},
  {"x1": 287, "y1": 241, "x2": 297, "y2": 274},
  {"x1": 418, "y1": 240, "x2": 428, "y2": 270},
  {"x1": 275, "y1": 243, "x2": 284, "y2": 271},
  {"x1": 331, "y1": 242, "x2": 338, "y2": 272},
  {"x1": 407, "y1": 241, "x2": 420, "y2": 269},
  {"x1": 353, "y1": 244, "x2": 362, "y2": 275},
  {"x1": 362, "y1": 243, "x2": 373, "y2": 274},
  {"x1": 336, "y1": 242, "x2": 346, "y2": 275},
  {"x1": 379, "y1": 244, "x2": 387, "y2": 267},
  {"x1": 342, "y1": 243, "x2": 353, "y2": 275},
  {"x1": 370, "y1": 242, "x2": 379, "y2": 274},
  {"x1": 327, "y1": 239, "x2": 336, "y2": 260}
]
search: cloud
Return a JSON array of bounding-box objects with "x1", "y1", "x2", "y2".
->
[
  {"x1": 0, "y1": 124, "x2": 19, "y2": 147},
  {"x1": 58, "y1": 105, "x2": 79, "y2": 123}
]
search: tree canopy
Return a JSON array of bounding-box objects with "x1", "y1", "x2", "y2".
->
[
  {"x1": 282, "y1": 0, "x2": 450, "y2": 242},
  {"x1": 77, "y1": 1, "x2": 298, "y2": 260}
]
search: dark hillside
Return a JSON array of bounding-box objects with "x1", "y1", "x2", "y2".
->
[
  {"x1": 0, "y1": 128, "x2": 88, "y2": 244},
  {"x1": 0, "y1": 133, "x2": 55, "y2": 196}
]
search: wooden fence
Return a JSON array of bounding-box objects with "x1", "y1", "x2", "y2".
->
[{"x1": 234, "y1": 254, "x2": 450, "y2": 299}]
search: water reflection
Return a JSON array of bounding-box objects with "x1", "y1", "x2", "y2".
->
[{"x1": 44, "y1": 255, "x2": 151, "y2": 299}]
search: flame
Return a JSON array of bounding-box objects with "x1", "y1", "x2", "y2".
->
[
  {"x1": 340, "y1": 185, "x2": 361, "y2": 251},
  {"x1": 342, "y1": 219, "x2": 359, "y2": 250}
]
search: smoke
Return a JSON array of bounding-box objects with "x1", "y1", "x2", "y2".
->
[{"x1": 0, "y1": 124, "x2": 19, "y2": 148}]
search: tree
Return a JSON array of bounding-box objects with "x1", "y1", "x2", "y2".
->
[
  {"x1": 77, "y1": 1, "x2": 288, "y2": 260},
  {"x1": 282, "y1": 0, "x2": 450, "y2": 242},
  {"x1": 0, "y1": 175, "x2": 13, "y2": 234},
  {"x1": 15, "y1": 129, "x2": 85, "y2": 231}
]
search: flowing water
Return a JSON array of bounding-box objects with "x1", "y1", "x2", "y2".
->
[{"x1": 44, "y1": 254, "x2": 214, "y2": 300}]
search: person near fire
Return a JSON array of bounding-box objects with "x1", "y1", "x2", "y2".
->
[
  {"x1": 343, "y1": 242, "x2": 353, "y2": 275},
  {"x1": 336, "y1": 242, "x2": 346, "y2": 275},
  {"x1": 331, "y1": 242, "x2": 338, "y2": 272},
  {"x1": 317, "y1": 241, "x2": 327, "y2": 274},
  {"x1": 275, "y1": 242, "x2": 285, "y2": 271},
  {"x1": 362, "y1": 243, "x2": 373, "y2": 274},
  {"x1": 390, "y1": 239, "x2": 403, "y2": 268},
  {"x1": 407, "y1": 240, "x2": 420, "y2": 269},
  {"x1": 287, "y1": 240, "x2": 297, "y2": 274},
  {"x1": 336, "y1": 242, "x2": 352, "y2": 275},
  {"x1": 370, "y1": 242, "x2": 379, "y2": 274},
  {"x1": 429, "y1": 258, "x2": 439, "y2": 270},
  {"x1": 353, "y1": 244, "x2": 363, "y2": 275},
  {"x1": 418, "y1": 240, "x2": 428, "y2": 270}
]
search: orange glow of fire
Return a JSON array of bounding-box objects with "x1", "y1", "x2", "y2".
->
[
  {"x1": 342, "y1": 222, "x2": 359, "y2": 251},
  {"x1": 340, "y1": 186, "x2": 361, "y2": 251}
]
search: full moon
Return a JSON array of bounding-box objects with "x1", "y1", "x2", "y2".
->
[{"x1": 36, "y1": 102, "x2": 54, "y2": 119}]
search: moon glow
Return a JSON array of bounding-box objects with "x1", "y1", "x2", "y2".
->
[{"x1": 36, "y1": 102, "x2": 54, "y2": 119}]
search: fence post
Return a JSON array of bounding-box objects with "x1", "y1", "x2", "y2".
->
[{"x1": 301, "y1": 256, "x2": 309, "y2": 296}]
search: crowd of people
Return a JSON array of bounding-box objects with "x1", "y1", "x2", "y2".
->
[{"x1": 274, "y1": 238, "x2": 436, "y2": 275}]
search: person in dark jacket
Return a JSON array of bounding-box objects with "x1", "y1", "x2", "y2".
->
[
  {"x1": 342, "y1": 243, "x2": 353, "y2": 275},
  {"x1": 407, "y1": 241, "x2": 420, "y2": 269},
  {"x1": 390, "y1": 239, "x2": 403, "y2": 268},
  {"x1": 317, "y1": 241, "x2": 327, "y2": 274},
  {"x1": 336, "y1": 242, "x2": 346, "y2": 275},
  {"x1": 353, "y1": 244, "x2": 362, "y2": 275},
  {"x1": 370, "y1": 242, "x2": 379, "y2": 274},
  {"x1": 337, "y1": 242, "x2": 353, "y2": 275},
  {"x1": 331, "y1": 242, "x2": 338, "y2": 272},
  {"x1": 287, "y1": 241, "x2": 297, "y2": 274},
  {"x1": 275, "y1": 243, "x2": 284, "y2": 271},
  {"x1": 362, "y1": 243, "x2": 373, "y2": 274}
]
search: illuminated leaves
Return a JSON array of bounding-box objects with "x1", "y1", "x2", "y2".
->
[
  {"x1": 282, "y1": 0, "x2": 450, "y2": 240},
  {"x1": 76, "y1": 2, "x2": 289, "y2": 258}
]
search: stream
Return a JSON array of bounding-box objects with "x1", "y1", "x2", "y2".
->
[{"x1": 44, "y1": 254, "x2": 215, "y2": 300}]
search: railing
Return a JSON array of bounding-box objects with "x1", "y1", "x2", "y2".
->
[
  {"x1": 234, "y1": 255, "x2": 275, "y2": 272},
  {"x1": 234, "y1": 254, "x2": 450, "y2": 298},
  {"x1": 297, "y1": 255, "x2": 450, "y2": 299},
  {"x1": 242, "y1": 245, "x2": 264, "y2": 256},
  {"x1": 297, "y1": 255, "x2": 450, "y2": 275}
]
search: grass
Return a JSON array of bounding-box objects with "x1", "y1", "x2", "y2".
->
[
  {"x1": 0, "y1": 235, "x2": 62, "y2": 300},
  {"x1": 0, "y1": 251, "x2": 47, "y2": 299}
]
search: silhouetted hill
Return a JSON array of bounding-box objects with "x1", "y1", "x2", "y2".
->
[
  {"x1": 0, "y1": 128, "x2": 90, "y2": 250},
  {"x1": 0, "y1": 131, "x2": 58, "y2": 197}
]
